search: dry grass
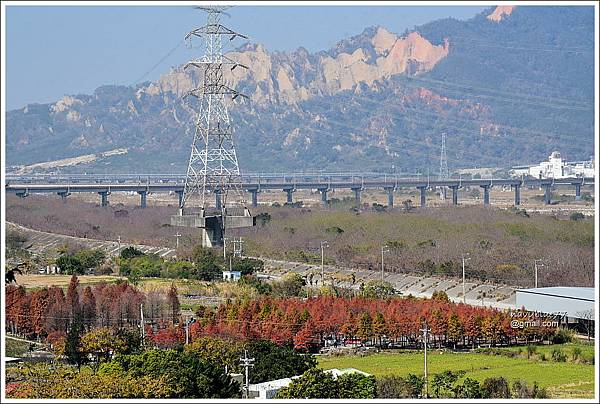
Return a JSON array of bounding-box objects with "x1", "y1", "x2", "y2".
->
[{"x1": 14, "y1": 274, "x2": 125, "y2": 289}]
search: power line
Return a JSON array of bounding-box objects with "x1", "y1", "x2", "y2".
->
[{"x1": 130, "y1": 39, "x2": 185, "y2": 86}]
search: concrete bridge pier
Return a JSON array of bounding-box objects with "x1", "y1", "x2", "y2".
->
[
  {"x1": 450, "y1": 185, "x2": 459, "y2": 205},
  {"x1": 384, "y1": 187, "x2": 394, "y2": 208},
  {"x1": 98, "y1": 191, "x2": 110, "y2": 207},
  {"x1": 417, "y1": 186, "x2": 427, "y2": 208},
  {"x1": 284, "y1": 188, "x2": 295, "y2": 203},
  {"x1": 513, "y1": 184, "x2": 521, "y2": 206},
  {"x1": 318, "y1": 188, "x2": 328, "y2": 206},
  {"x1": 350, "y1": 187, "x2": 362, "y2": 206},
  {"x1": 543, "y1": 184, "x2": 552, "y2": 205},
  {"x1": 176, "y1": 190, "x2": 184, "y2": 208},
  {"x1": 574, "y1": 183, "x2": 582, "y2": 201},
  {"x1": 250, "y1": 189, "x2": 259, "y2": 208},
  {"x1": 57, "y1": 191, "x2": 70, "y2": 202},
  {"x1": 480, "y1": 185, "x2": 491, "y2": 205},
  {"x1": 138, "y1": 191, "x2": 148, "y2": 208},
  {"x1": 215, "y1": 190, "x2": 222, "y2": 210}
]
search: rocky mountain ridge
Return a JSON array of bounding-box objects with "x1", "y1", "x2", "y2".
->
[{"x1": 6, "y1": 6, "x2": 594, "y2": 174}]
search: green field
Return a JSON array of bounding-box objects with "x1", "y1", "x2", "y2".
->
[
  {"x1": 500, "y1": 342, "x2": 595, "y2": 363},
  {"x1": 318, "y1": 349, "x2": 595, "y2": 398}
]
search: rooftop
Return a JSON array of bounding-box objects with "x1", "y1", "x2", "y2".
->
[{"x1": 516, "y1": 287, "x2": 594, "y2": 302}]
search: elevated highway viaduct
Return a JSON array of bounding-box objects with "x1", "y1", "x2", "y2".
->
[{"x1": 5, "y1": 174, "x2": 594, "y2": 209}]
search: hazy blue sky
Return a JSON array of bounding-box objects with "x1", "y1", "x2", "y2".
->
[{"x1": 5, "y1": 5, "x2": 487, "y2": 110}]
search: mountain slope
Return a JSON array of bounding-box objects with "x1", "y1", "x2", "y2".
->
[{"x1": 5, "y1": 6, "x2": 595, "y2": 174}]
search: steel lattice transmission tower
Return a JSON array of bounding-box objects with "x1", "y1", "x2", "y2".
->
[
  {"x1": 439, "y1": 132, "x2": 449, "y2": 180},
  {"x1": 172, "y1": 6, "x2": 255, "y2": 247}
]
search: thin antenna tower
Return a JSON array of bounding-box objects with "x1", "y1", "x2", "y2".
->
[
  {"x1": 439, "y1": 132, "x2": 449, "y2": 200},
  {"x1": 439, "y1": 132, "x2": 449, "y2": 180}
]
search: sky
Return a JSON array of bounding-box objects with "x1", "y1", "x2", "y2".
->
[{"x1": 4, "y1": 4, "x2": 487, "y2": 110}]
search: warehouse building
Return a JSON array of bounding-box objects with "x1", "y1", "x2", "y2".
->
[{"x1": 515, "y1": 287, "x2": 595, "y2": 336}]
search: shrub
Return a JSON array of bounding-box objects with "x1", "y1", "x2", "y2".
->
[
  {"x1": 511, "y1": 379, "x2": 548, "y2": 398},
  {"x1": 552, "y1": 328, "x2": 573, "y2": 344},
  {"x1": 551, "y1": 347, "x2": 567, "y2": 362},
  {"x1": 569, "y1": 212, "x2": 585, "y2": 221},
  {"x1": 571, "y1": 346, "x2": 582, "y2": 362},
  {"x1": 482, "y1": 377, "x2": 510, "y2": 398}
]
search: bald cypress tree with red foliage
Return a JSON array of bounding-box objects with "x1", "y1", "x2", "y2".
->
[
  {"x1": 81, "y1": 286, "x2": 97, "y2": 330},
  {"x1": 66, "y1": 275, "x2": 81, "y2": 323},
  {"x1": 30, "y1": 288, "x2": 50, "y2": 339}
]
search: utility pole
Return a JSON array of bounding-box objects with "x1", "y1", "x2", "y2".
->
[
  {"x1": 240, "y1": 349, "x2": 255, "y2": 399},
  {"x1": 462, "y1": 254, "x2": 470, "y2": 304},
  {"x1": 117, "y1": 235, "x2": 121, "y2": 253},
  {"x1": 174, "y1": 232, "x2": 181, "y2": 249},
  {"x1": 320, "y1": 241, "x2": 329, "y2": 285},
  {"x1": 140, "y1": 303, "x2": 145, "y2": 347},
  {"x1": 534, "y1": 259, "x2": 544, "y2": 288},
  {"x1": 232, "y1": 237, "x2": 244, "y2": 258},
  {"x1": 223, "y1": 237, "x2": 229, "y2": 259},
  {"x1": 381, "y1": 245, "x2": 389, "y2": 281},
  {"x1": 420, "y1": 321, "x2": 430, "y2": 398}
]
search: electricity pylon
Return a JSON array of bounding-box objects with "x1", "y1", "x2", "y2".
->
[
  {"x1": 172, "y1": 6, "x2": 254, "y2": 247},
  {"x1": 180, "y1": 5, "x2": 248, "y2": 212}
]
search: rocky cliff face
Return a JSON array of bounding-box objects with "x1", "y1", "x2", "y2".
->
[
  {"x1": 142, "y1": 27, "x2": 449, "y2": 106},
  {"x1": 6, "y1": 6, "x2": 594, "y2": 174}
]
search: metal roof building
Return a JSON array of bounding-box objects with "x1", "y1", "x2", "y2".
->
[{"x1": 515, "y1": 287, "x2": 595, "y2": 320}]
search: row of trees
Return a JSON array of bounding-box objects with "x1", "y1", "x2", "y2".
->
[
  {"x1": 189, "y1": 295, "x2": 558, "y2": 350},
  {"x1": 277, "y1": 368, "x2": 547, "y2": 399},
  {"x1": 118, "y1": 246, "x2": 264, "y2": 282},
  {"x1": 6, "y1": 336, "x2": 317, "y2": 399},
  {"x1": 5, "y1": 276, "x2": 180, "y2": 340}
]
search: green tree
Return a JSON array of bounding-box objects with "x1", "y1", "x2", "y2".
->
[
  {"x1": 106, "y1": 349, "x2": 239, "y2": 398},
  {"x1": 271, "y1": 273, "x2": 306, "y2": 297},
  {"x1": 56, "y1": 254, "x2": 85, "y2": 275},
  {"x1": 337, "y1": 373, "x2": 376, "y2": 398},
  {"x1": 357, "y1": 312, "x2": 373, "y2": 342},
  {"x1": 232, "y1": 258, "x2": 264, "y2": 276},
  {"x1": 454, "y1": 378, "x2": 484, "y2": 398},
  {"x1": 64, "y1": 315, "x2": 86, "y2": 370},
  {"x1": 376, "y1": 375, "x2": 423, "y2": 398},
  {"x1": 276, "y1": 368, "x2": 338, "y2": 399},
  {"x1": 120, "y1": 246, "x2": 145, "y2": 260},
  {"x1": 447, "y1": 312, "x2": 463, "y2": 349},
  {"x1": 430, "y1": 370, "x2": 465, "y2": 398},
  {"x1": 362, "y1": 280, "x2": 396, "y2": 299},
  {"x1": 81, "y1": 327, "x2": 128, "y2": 369},
  {"x1": 482, "y1": 377, "x2": 511, "y2": 398}
]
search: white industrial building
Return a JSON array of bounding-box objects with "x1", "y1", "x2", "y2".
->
[
  {"x1": 511, "y1": 152, "x2": 595, "y2": 179},
  {"x1": 515, "y1": 287, "x2": 595, "y2": 333}
]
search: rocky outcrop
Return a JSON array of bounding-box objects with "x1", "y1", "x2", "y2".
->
[
  {"x1": 487, "y1": 6, "x2": 516, "y2": 22},
  {"x1": 138, "y1": 26, "x2": 449, "y2": 106}
]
